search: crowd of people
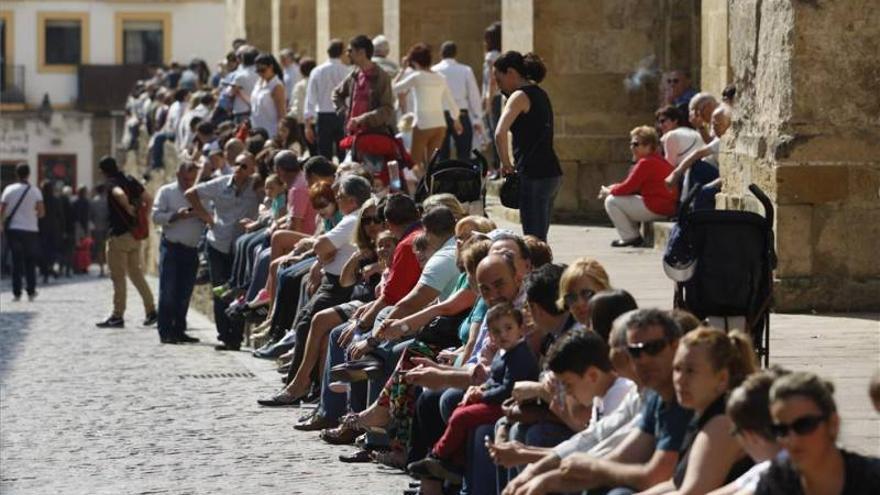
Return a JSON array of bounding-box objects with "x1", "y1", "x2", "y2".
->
[{"x1": 3, "y1": 21, "x2": 879, "y2": 495}]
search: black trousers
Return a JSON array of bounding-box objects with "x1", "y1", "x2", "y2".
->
[
  {"x1": 316, "y1": 112, "x2": 345, "y2": 162},
  {"x1": 6, "y1": 229, "x2": 40, "y2": 296},
  {"x1": 439, "y1": 110, "x2": 474, "y2": 161},
  {"x1": 207, "y1": 245, "x2": 244, "y2": 345}
]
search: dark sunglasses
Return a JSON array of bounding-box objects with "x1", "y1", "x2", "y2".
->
[
  {"x1": 770, "y1": 414, "x2": 828, "y2": 439},
  {"x1": 667, "y1": 78, "x2": 680, "y2": 84},
  {"x1": 626, "y1": 337, "x2": 669, "y2": 359},
  {"x1": 314, "y1": 201, "x2": 331, "y2": 210},
  {"x1": 630, "y1": 141, "x2": 642, "y2": 148},
  {"x1": 657, "y1": 117, "x2": 669, "y2": 124},
  {"x1": 362, "y1": 215, "x2": 381, "y2": 225},
  {"x1": 563, "y1": 288, "x2": 595, "y2": 308}
]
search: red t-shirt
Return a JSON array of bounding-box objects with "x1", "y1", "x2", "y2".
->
[
  {"x1": 381, "y1": 227, "x2": 424, "y2": 304},
  {"x1": 609, "y1": 153, "x2": 679, "y2": 216}
]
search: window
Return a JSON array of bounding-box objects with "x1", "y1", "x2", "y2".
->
[
  {"x1": 45, "y1": 20, "x2": 81, "y2": 65},
  {"x1": 37, "y1": 12, "x2": 89, "y2": 73},
  {"x1": 123, "y1": 20, "x2": 163, "y2": 65},
  {"x1": 115, "y1": 13, "x2": 171, "y2": 65}
]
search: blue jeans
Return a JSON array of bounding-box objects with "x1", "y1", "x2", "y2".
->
[
  {"x1": 320, "y1": 322, "x2": 356, "y2": 421},
  {"x1": 158, "y1": 239, "x2": 199, "y2": 339},
  {"x1": 463, "y1": 423, "x2": 502, "y2": 495},
  {"x1": 149, "y1": 131, "x2": 175, "y2": 169},
  {"x1": 245, "y1": 247, "x2": 271, "y2": 301},
  {"x1": 519, "y1": 175, "x2": 562, "y2": 241}
]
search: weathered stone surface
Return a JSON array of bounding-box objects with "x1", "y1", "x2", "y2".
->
[
  {"x1": 317, "y1": 0, "x2": 383, "y2": 63},
  {"x1": 776, "y1": 164, "x2": 848, "y2": 205},
  {"x1": 272, "y1": 0, "x2": 317, "y2": 57},
  {"x1": 775, "y1": 204, "x2": 813, "y2": 277}
]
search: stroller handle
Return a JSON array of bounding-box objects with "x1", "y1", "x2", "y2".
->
[{"x1": 748, "y1": 184, "x2": 774, "y2": 226}]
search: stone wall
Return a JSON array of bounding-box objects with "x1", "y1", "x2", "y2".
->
[
  {"x1": 383, "y1": 0, "x2": 500, "y2": 87},
  {"x1": 700, "y1": 0, "x2": 730, "y2": 96},
  {"x1": 271, "y1": 0, "x2": 317, "y2": 57},
  {"x1": 226, "y1": 0, "x2": 272, "y2": 52},
  {"x1": 502, "y1": 0, "x2": 700, "y2": 222},
  {"x1": 316, "y1": 0, "x2": 383, "y2": 63},
  {"x1": 718, "y1": 0, "x2": 880, "y2": 311}
]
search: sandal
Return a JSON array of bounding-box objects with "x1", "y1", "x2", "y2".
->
[{"x1": 371, "y1": 449, "x2": 406, "y2": 469}]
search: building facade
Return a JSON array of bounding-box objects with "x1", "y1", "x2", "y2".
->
[{"x1": 0, "y1": 0, "x2": 226, "y2": 191}]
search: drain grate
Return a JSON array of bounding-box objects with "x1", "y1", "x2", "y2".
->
[{"x1": 178, "y1": 372, "x2": 256, "y2": 379}]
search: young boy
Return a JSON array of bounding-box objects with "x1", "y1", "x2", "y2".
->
[{"x1": 409, "y1": 302, "x2": 539, "y2": 484}]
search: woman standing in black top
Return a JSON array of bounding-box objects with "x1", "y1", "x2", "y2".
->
[{"x1": 493, "y1": 51, "x2": 562, "y2": 241}]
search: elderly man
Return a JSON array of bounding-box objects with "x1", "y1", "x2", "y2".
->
[
  {"x1": 432, "y1": 41, "x2": 483, "y2": 160},
  {"x1": 371, "y1": 35, "x2": 399, "y2": 76},
  {"x1": 687, "y1": 92, "x2": 719, "y2": 145},
  {"x1": 151, "y1": 162, "x2": 204, "y2": 344},
  {"x1": 186, "y1": 151, "x2": 262, "y2": 351},
  {"x1": 663, "y1": 69, "x2": 698, "y2": 110}
]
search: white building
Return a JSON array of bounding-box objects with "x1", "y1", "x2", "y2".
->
[{"x1": 0, "y1": 0, "x2": 227, "y2": 191}]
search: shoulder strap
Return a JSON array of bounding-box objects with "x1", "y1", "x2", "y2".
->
[{"x1": 4, "y1": 184, "x2": 32, "y2": 226}]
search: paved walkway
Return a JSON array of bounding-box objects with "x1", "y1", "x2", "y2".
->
[
  {"x1": 1, "y1": 210, "x2": 877, "y2": 493},
  {"x1": 0, "y1": 275, "x2": 410, "y2": 494}
]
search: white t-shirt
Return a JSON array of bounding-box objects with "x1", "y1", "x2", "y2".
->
[
  {"x1": 733, "y1": 451, "x2": 788, "y2": 492},
  {"x1": 1, "y1": 182, "x2": 43, "y2": 232},
  {"x1": 322, "y1": 210, "x2": 359, "y2": 276},
  {"x1": 554, "y1": 384, "x2": 644, "y2": 460},
  {"x1": 661, "y1": 127, "x2": 701, "y2": 168},
  {"x1": 251, "y1": 76, "x2": 283, "y2": 136},
  {"x1": 417, "y1": 236, "x2": 460, "y2": 300}
]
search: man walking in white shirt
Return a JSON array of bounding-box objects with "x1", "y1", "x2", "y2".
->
[
  {"x1": 304, "y1": 39, "x2": 351, "y2": 161},
  {"x1": 0, "y1": 163, "x2": 45, "y2": 301},
  {"x1": 432, "y1": 41, "x2": 483, "y2": 160}
]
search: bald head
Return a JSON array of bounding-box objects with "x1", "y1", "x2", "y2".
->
[
  {"x1": 476, "y1": 253, "x2": 519, "y2": 306},
  {"x1": 224, "y1": 138, "x2": 245, "y2": 163},
  {"x1": 711, "y1": 104, "x2": 732, "y2": 138},
  {"x1": 688, "y1": 92, "x2": 718, "y2": 125}
]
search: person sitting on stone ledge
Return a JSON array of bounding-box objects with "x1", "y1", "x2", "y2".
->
[{"x1": 599, "y1": 126, "x2": 678, "y2": 248}]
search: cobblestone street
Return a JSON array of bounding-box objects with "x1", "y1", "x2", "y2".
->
[{"x1": 0, "y1": 275, "x2": 409, "y2": 495}]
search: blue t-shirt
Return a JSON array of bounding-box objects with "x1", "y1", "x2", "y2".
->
[
  {"x1": 459, "y1": 297, "x2": 488, "y2": 343},
  {"x1": 638, "y1": 390, "x2": 693, "y2": 452}
]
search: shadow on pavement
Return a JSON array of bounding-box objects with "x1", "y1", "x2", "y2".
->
[{"x1": 0, "y1": 311, "x2": 34, "y2": 384}]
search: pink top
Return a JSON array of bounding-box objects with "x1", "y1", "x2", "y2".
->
[{"x1": 287, "y1": 172, "x2": 316, "y2": 235}]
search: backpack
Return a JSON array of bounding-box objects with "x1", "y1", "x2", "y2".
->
[{"x1": 111, "y1": 175, "x2": 149, "y2": 240}]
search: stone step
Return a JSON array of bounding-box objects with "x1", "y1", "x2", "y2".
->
[{"x1": 652, "y1": 221, "x2": 675, "y2": 251}]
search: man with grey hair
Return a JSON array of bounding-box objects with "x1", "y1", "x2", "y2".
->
[
  {"x1": 371, "y1": 34, "x2": 399, "y2": 75},
  {"x1": 279, "y1": 48, "x2": 300, "y2": 105},
  {"x1": 151, "y1": 162, "x2": 204, "y2": 344}
]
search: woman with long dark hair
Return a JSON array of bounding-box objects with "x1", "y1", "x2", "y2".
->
[
  {"x1": 250, "y1": 53, "x2": 287, "y2": 137},
  {"x1": 493, "y1": 51, "x2": 562, "y2": 241}
]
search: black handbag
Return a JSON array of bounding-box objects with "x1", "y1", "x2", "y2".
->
[
  {"x1": 499, "y1": 173, "x2": 520, "y2": 209},
  {"x1": 415, "y1": 309, "x2": 470, "y2": 349}
]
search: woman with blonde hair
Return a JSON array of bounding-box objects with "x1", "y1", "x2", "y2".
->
[
  {"x1": 422, "y1": 192, "x2": 468, "y2": 221},
  {"x1": 599, "y1": 126, "x2": 678, "y2": 247},
  {"x1": 557, "y1": 257, "x2": 612, "y2": 326},
  {"x1": 635, "y1": 326, "x2": 758, "y2": 495}
]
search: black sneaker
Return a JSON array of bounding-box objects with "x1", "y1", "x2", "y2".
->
[
  {"x1": 176, "y1": 333, "x2": 200, "y2": 344},
  {"x1": 142, "y1": 311, "x2": 158, "y2": 326},
  {"x1": 160, "y1": 336, "x2": 179, "y2": 344},
  {"x1": 407, "y1": 455, "x2": 462, "y2": 484},
  {"x1": 96, "y1": 316, "x2": 125, "y2": 328}
]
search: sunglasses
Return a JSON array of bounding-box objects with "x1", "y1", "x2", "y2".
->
[
  {"x1": 626, "y1": 337, "x2": 669, "y2": 359},
  {"x1": 667, "y1": 78, "x2": 680, "y2": 84},
  {"x1": 657, "y1": 117, "x2": 669, "y2": 124},
  {"x1": 314, "y1": 202, "x2": 331, "y2": 210},
  {"x1": 770, "y1": 414, "x2": 828, "y2": 439},
  {"x1": 563, "y1": 288, "x2": 595, "y2": 308},
  {"x1": 630, "y1": 141, "x2": 642, "y2": 148},
  {"x1": 362, "y1": 215, "x2": 381, "y2": 225}
]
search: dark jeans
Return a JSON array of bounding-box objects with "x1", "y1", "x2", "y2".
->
[
  {"x1": 269, "y1": 258, "x2": 315, "y2": 339},
  {"x1": 689, "y1": 160, "x2": 720, "y2": 211},
  {"x1": 409, "y1": 387, "x2": 466, "y2": 464},
  {"x1": 316, "y1": 112, "x2": 345, "y2": 162},
  {"x1": 285, "y1": 273, "x2": 353, "y2": 383},
  {"x1": 439, "y1": 110, "x2": 474, "y2": 161},
  {"x1": 229, "y1": 228, "x2": 267, "y2": 289},
  {"x1": 6, "y1": 229, "x2": 40, "y2": 297},
  {"x1": 149, "y1": 131, "x2": 175, "y2": 169},
  {"x1": 519, "y1": 175, "x2": 562, "y2": 241},
  {"x1": 158, "y1": 239, "x2": 199, "y2": 339},
  {"x1": 207, "y1": 245, "x2": 244, "y2": 345}
]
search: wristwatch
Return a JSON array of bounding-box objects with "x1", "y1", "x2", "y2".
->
[{"x1": 366, "y1": 336, "x2": 379, "y2": 347}]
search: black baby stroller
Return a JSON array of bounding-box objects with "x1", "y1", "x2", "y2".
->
[
  {"x1": 664, "y1": 184, "x2": 777, "y2": 365},
  {"x1": 414, "y1": 148, "x2": 488, "y2": 214}
]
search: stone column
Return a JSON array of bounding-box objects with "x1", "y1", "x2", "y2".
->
[
  {"x1": 271, "y1": 0, "x2": 316, "y2": 58},
  {"x1": 225, "y1": 0, "x2": 272, "y2": 52},
  {"x1": 700, "y1": 0, "x2": 730, "y2": 95},
  {"x1": 316, "y1": 0, "x2": 383, "y2": 62},
  {"x1": 502, "y1": 0, "x2": 698, "y2": 221},
  {"x1": 719, "y1": 0, "x2": 880, "y2": 311},
  {"x1": 383, "y1": 0, "x2": 500, "y2": 85}
]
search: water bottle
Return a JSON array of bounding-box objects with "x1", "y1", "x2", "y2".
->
[{"x1": 387, "y1": 160, "x2": 401, "y2": 192}]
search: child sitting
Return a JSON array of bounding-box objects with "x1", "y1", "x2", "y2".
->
[
  {"x1": 242, "y1": 173, "x2": 287, "y2": 231},
  {"x1": 408, "y1": 302, "x2": 539, "y2": 484}
]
